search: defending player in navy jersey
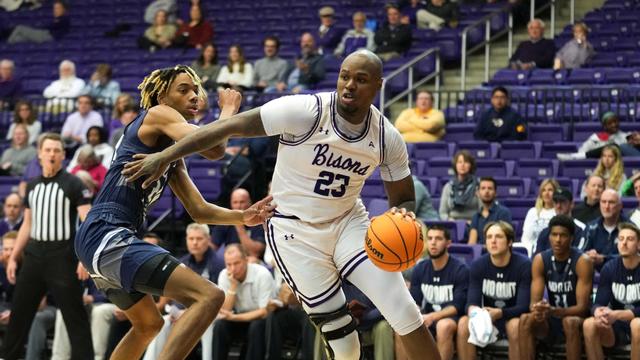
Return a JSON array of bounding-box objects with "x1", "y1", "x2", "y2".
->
[
  {"x1": 122, "y1": 51, "x2": 440, "y2": 359},
  {"x1": 457, "y1": 221, "x2": 531, "y2": 360},
  {"x1": 74, "y1": 65, "x2": 274, "y2": 360},
  {"x1": 583, "y1": 223, "x2": 640, "y2": 360},
  {"x1": 520, "y1": 215, "x2": 594, "y2": 360},
  {"x1": 409, "y1": 225, "x2": 469, "y2": 360}
]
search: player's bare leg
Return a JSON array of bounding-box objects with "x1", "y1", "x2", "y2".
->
[
  {"x1": 519, "y1": 313, "x2": 548, "y2": 360},
  {"x1": 506, "y1": 318, "x2": 520, "y2": 360},
  {"x1": 562, "y1": 316, "x2": 584, "y2": 360},
  {"x1": 111, "y1": 295, "x2": 164, "y2": 360},
  {"x1": 157, "y1": 265, "x2": 225, "y2": 360},
  {"x1": 456, "y1": 316, "x2": 475, "y2": 360},
  {"x1": 398, "y1": 324, "x2": 441, "y2": 360},
  {"x1": 435, "y1": 318, "x2": 457, "y2": 360},
  {"x1": 583, "y1": 317, "x2": 615, "y2": 360},
  {"x1": 631, "y1": 318, "x2": 640, "y2": 360}
]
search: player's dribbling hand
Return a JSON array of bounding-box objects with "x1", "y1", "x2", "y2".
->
[
  {"x1": 122, "y1": 153, "x2": 168, "y2": 189},
  {"x1": 242, "y1": 195, "x2": 276, "y2": 226},
  {"x1": 217, "y1": 88, "x2": 242, "y2": 115},
  {"x1": 389, "y1": 207, "x2": 418, "y2": 223}
]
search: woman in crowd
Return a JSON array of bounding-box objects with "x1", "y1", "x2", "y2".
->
[
  {"x1": 108, "y1": 93, "x2": 135, "y2": 135},
  {"x1": 6, "y1": 100, "x2": 41, "y2": 145},
  {"x1": 521, "y1": 178, "x2": 559, "y2": 255},
  {"x1": 0, "y1": 123, "x2": 37, "y2": 177},
  {"x1": 216, "y1": 44, "x2": 254, "y2": 92},
  {"x1": 67, "y1": 126, "x2": 114, "y2": 170},
  {"x1": 191, "y1": 43, "x2": 220, "y2": 91},
  {"x1": 439, "y1": 150, "x2": 479, "y2": 221},
  {"x1": 581, "y1": 144, "x2": 626, "y2": 197},
  {"x1": 175, "y1": 5, "x2": 213, "y2": 49},
  {"x1": 138, "y1": 9, "x2": 177, "y2": 51}
]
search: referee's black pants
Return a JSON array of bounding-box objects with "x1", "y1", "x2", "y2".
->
[{"x1": 2, "y1": 242, "x2": 94, "y2": 360}]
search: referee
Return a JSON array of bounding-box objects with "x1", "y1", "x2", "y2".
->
[{"x1": 3, "y1": 133, "x2": 94, "y2": 360}]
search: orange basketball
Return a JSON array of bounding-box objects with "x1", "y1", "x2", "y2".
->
[{"x1": 365, "y1": 211, "x2": 424, "y2": 272}]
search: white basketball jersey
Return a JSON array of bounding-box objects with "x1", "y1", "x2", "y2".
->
[{"x1": 270, "y1": 92, "x2": 387, "y2": 223}]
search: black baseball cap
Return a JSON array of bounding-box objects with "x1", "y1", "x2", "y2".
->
[{"x1": 552, "y1": 187, "x2": 573, "y2": 202}]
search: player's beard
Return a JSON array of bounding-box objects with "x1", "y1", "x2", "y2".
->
[{"x1": 428, "y1": 248, "x2": 447, "y2": 259}]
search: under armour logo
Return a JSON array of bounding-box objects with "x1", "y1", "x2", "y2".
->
[
  {"x1": 497, "y1": 273, "x2": 504, "y2": 279},
  {"x1": 284, "y1": 234, "x2": 295, "y2": 241},
  {"x1": 318, "y1": 127, "x2": 329, "y2": 135},
  {"x1": 628, "y1": 276, "x2": 634, "y2": 281},
  {"x1": 433, "y1": 277, "x2": 440, "y2": 282},
  {"x1": 368, "y1": 141, "x2": 375, "y2": 148}
]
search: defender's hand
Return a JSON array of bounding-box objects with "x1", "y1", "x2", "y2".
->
[
  {"x1": 242, "y1": 195, "x2": 276, "y2": 226},
  {"x1": 122, "y1": 153, "x2": 169, "y2": 189},
  {"x1": 217, "y1": 88, "x2": 242, "y2": 115}
]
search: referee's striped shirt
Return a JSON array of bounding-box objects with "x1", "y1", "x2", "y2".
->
[{"x1": 26, "y1": 170, "x2": 92, "y2": 242}]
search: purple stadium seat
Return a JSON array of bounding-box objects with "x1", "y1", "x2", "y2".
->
[
  {"x1": 605, "y1": 68, "x2": 640, "y2": 85},
  {"x1": 559, "y1": 159, "x2": 599, "y2": 178},
  {"x1": 499, "y1": 141, "x2": 540, "y2": 159},
  {"x1": 443, "y1": 123, "x2": 476, "y2": 142},
  {"x1": 367, "y1": 198, "x2": 388, "y2": 218},
  {"x1": 475, "y1": 159, "x2": 509, "y2": 177},
  {"x1": 490, "y1": 69, "x2": 530, "y2": 86},
  {"x1": 502, "y1": 198, "x2": 535, "y2": 222},
  {"x1": 443, "y1": 105, "x2": 479, "y2": 123},
  {"x1": 572, "y1": 122, "x2": 601, "y2": 142},
  {"x1": 413, "y1": 142, "x2": 452, "y2": 160},
  {"x1": 494, "y1": 177, "x2": 531, "y2": 198},
  {"x1": 457, "y1": 141, "x2": 498, "y2": 159},
  {"x1": 448, "y1": 244, "x2": 482, "y2": 265},
  {"x1": 148, "y1": 188, "x2": 185, "y2": 220},
  {"x1": 623, "y1": 160, "x2": 640, "y2": 177},
  {"x1": 417, "y1": 176, "x2": 439, "y2": 197},
  {"x1": 541, "y1": 142, "x2": 579, "y2": 158},
  {"x1": 514, "y1": 159, "x2": 557, "y2": 178},
  {"x1": 411, "y1": 160, "x2": 427, "y2": 176},
  {"x1": 529, "y1": 124, "x2": 566, "y2": 142},
  {"x1": 362, "y1": 179, "x2": 385, "y2": 198},
  {"x1": 529, "y1": 69, "x2": 568, "y2": 85},
  {"x1": 567, "y1": 68, "x2": 606, "y2": 85},
  {"x1": 424, "y1": 157, "x2": 454, "y2": 177}
]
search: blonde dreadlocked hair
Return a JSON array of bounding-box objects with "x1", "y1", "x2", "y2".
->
[{"x1": 137, "y1": 65, "x2": 207, "y2": 110}]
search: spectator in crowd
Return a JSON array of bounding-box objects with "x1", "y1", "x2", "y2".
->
[
  {"x1": 109, "y1": 104, "x2": 138, "y2": 147},
  {"x1": 212, "y1": 189, "x2": 266, "y2": 260},
  {"x1": 334, "y1": 11, "x2": 375, "y2": 58},
  {"x1": 398, "y1": 0, "x2": 425, "y2": 27},
  {"x1": 583, "y1": 189, "x2": 627, "y2": 271},
  {"x1": 468, "y1": 177, "x2": 513, "y2": 245},
  {"x1": 144, "y1": 0, "x2": 177, "y2": 24},
  {"x1": 583, "y1": 223, "x2": 640, "y2": 359},
  {"x1": 213, "y1": 244, "x2": 275, "y2": 360},
  {"x1": 474, "y1": 86, "x2": 527, "y2": 142},
  {"x1": 421, "y1": 0, "x2": 460, "y2": 30},
  {"x1": 69, "y1": 145, "x2": 108, "y2": 195},
  {"x1": 24, "y1": 296, "x2": 57, "y2": 360},
  {"x1": 6, "y1": 100, "x2": 41, "y2": 145},
  {"x1": 0, "y1": 124, "x2": 37, "y2": 177},
  {"x1": 0, "y1": 231, "x2": 16, "y2": 313},
  {"x1": 553, "y1": 22, "x2": 595, "y2": 70},
  {"x1": 43, "y1": 60, "x2": 86, "y2": 112},
  {"x1": 414, "y1": 176, "x2": 439, "y2": 221},
  {"x1": 521, "y1": 179, "x2": 559, "y2": 256},
  {"x1": 2, "y1": 133, "x2": 94, "y2": 360},
  {"x1": 51, "y1": 279, "x2": 117, "y2": 360},
  {"x1": 108, "y1": 93, "x2": 135, "y2": 136},
  {"x1": 68, "y1": 126, "x2": 113, "y2": 170},
  {"x1": 375, "y1": 4, "x2": 412, "y2": 61},
  {"x1": 191, "y1": 96, "x2": 214, "y2": 126},
  {"x1": 191, "y1": 43, "x2": 220, "y2": 91},
  {"x1": 395, "y1": 90, "x2": 445, "y2": 142},
  {"x1": 629, "y1": 175, "x2": 640, "y2": 227},
  {"x1": 558, "y1": 112, "x2": 630, "y2": 160},
  {"x1": 621, "y1": 131, "x2": 640, "y2": 157},
  {"x1": 138, "y1": 9, "x2": 177, "y2": 51},
  {"x1": 253, "y1": 36, "x2": 289, "y2": 93},
  {"x1": 457, "y1": 221, "x2": 531, "y2": 360},
  {"x1": 573, "y1": 174, "x2": 605, "y2": 224},
  {"x1": 216, "y1": 45, "x2": 254, "y2": 92},
  {"x1": 406, "y1": 225, "x2": 468, "y2": 360},
  {"x1": 0, "y1": 194, "x2": 23, "y2": 238},
  {"x1": 82, "y1": 64, "x2": 121, "y2": 108},
  {"x1": 580, "y1": 145, "x2": 626, "y2": 198},
  {"x1": 143, "y1": 223, "x2": 225, "y2": 360},
  {"x1": 61, "y1": 95, "x2": 104, "y2": 145},
  {"x1": 174, "y1": 5, "x2": 213, "y2": 49},
  {"x1": 287, "y1": 33, "x2": 325, "y2": 93},
  {"x1": 520, "y1": 215, "x2": 593, "y2": 360},
  {"x1": 0, "y1": 59, "x2": 22, "y2": 107},
  {"x1": 316, "y1": 6, "x2": 344, "y2": 55},
  {"x1": 509, "y1": 19, "x2": 555, "y2": 70},
  {"x1": 533, "y1": 187, "x2": 587, "y2": 256},
  {"x1": 343, "y1": 281, "x2": 394, "y2": 360},
  {"x1": 439, "y1": 150, "x2": 479, "y2": 222},
  {"x1": 6, "y1": 0, "x2": 70, "y2": 44}
]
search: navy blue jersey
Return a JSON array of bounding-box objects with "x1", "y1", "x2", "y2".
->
[
  {"x1": 468, "y1": 252, "x2": 532, "y2": 321},
  {"x1": 594, "y1": 257, "x2": 640, "y2": 317},
  {"x1": 410, "y1": 256, "x2": 469, "y2": 316},
  {"x1": 541, "y1": 248, "x2": 582, "y2": 308},
  {"x1": 91, "y1": 111, "x2": 175, "y2": 233}
]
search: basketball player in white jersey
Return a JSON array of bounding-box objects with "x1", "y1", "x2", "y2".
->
[{"x1": 123, "y1": 50, "x2": 440, "y2": 360}]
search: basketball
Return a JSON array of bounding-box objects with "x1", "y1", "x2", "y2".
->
[{"x1": 365, "y1": 211, "x2": 424, "y2": 272}]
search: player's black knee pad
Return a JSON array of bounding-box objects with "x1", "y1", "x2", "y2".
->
[{"x1": 309, "y1": 304, "x2": 358, "y2": 359}]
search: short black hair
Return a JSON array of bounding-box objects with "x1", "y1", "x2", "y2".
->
[
  {"x1": 548, "y1": 215, "x2": 575, "y2": 236},
  {"x1": 492, "y1": 86, "x2": 509, "y2": 98},
  {"x1": 479, "y1": 177, "x2": 497, "y2": 191},
  {"x1": 427, "y1": 225, "x2": 451, "y2": 241},
  {"x1": 263, "y1": 35, "x2": 280, "y2": 49}
]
